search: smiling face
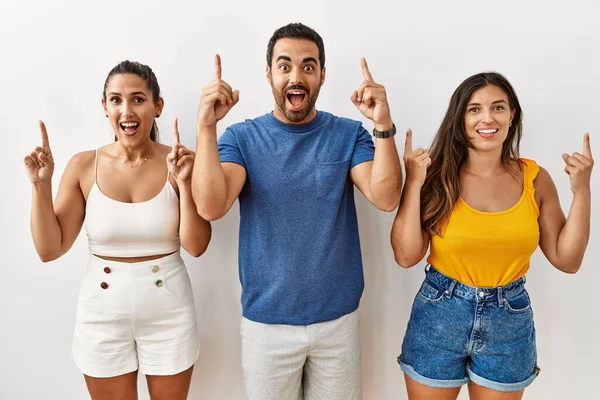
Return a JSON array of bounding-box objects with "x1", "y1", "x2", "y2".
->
[
  {"x1": 463, "y1": 84, "x2": 515, "y2": 153},
  {"x1": 266, "y1": 38, "x2": 326, "y2": 124},
  {"x1": 102, "y1": 73, "x2": 163, "y2": 145}
]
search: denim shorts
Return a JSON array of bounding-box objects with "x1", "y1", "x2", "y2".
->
[{"x1": 398, "y1": 265, "x2": 539, "y2": 392}]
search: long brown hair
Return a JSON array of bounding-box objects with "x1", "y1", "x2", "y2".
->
[
  {"x1": 103, "y1": 60, "x2": 161, "y2": 142},
  {"x1": 421, "y1": 72, "x2": 523, "y2": 236}
]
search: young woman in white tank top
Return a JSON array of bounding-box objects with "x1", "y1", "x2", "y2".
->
[{"x1": 24, "y1": 61, "x2": 211, "y2": 400}]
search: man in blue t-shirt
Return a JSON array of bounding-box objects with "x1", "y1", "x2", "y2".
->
[{"x1": 192, "y1": 23, "x2": 401, "y2": 400}]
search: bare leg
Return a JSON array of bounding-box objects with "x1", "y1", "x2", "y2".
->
[
  {"x1": 84, "y1": 371, "x2": 138, "y2": 400},
  {"x1": 146, "y1": 365, "x2": 194, "y2": 400},
  {"x1": 404, "y1": 374, "x2": 461, "y2": 400},
  {"x1": 467, "y1": 381, "x2": 524, "y2": 400}
]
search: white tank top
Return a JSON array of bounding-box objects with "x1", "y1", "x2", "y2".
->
[{"x1": 85, "y1": 150, "x2": 181, "y2": 257}]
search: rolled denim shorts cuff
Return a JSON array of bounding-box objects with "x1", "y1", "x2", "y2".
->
[
  {"x1": 467, "y1": 367, "x2": 540, "y2": 392},
  {"x1": 399, "y1": 359, "x2": 468, "y2": 389}
]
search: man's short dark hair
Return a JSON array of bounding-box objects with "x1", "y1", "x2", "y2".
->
[{"x1": 266, "y1": 23, "x2": 325, "y2": 68}]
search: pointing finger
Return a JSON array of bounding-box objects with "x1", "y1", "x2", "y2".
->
[
  {"x1": 39, "y1": 121, "x2": 50, "y2": 148},
  {"x1": 583, "y1": 132, "x2": 592, "y2": 159},
  {"x1": 404, "y1": 129, "x2": 413, "y2": 155},
  {"x1": 173, "y1": 118, "x2": 181, "y2": 145},
  {"x1": 214, "y1": 54, "x2": 222, "y2": 80},
  {"x1": 360, "y1": 57, "x2": 374, "y2": 82}
]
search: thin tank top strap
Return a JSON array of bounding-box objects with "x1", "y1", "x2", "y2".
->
[
  {"x1": 165, "y1": 169, "x2": 176, "y2": 195},
  {"x1": 94, "y1": 149, "x2": 99, "y2": 183}
]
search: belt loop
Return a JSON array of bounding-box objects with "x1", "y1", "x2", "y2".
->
[
  {"x1": 497, "y1": 286, "x2": 504, "y2": 307},
  {"x1": 445, "y1": 280, "x2": 456, "y2": 299}
]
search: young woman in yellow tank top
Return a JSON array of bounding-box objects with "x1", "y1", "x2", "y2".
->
[{"x1": 391, "y1": 72, "x2": 593, "y2": 399}]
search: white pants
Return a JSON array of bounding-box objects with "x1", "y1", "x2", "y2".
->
[
  {"x1": 240, "y1": 310, "x2": 362, "y2": 400},
  {"x1": 71, "y1": 251, "x2": 199, "y2": 377}
]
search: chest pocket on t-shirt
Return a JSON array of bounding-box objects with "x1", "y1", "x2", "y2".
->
[{"x1": 316, "y1": 160, "x2": 351, "y2": 201}]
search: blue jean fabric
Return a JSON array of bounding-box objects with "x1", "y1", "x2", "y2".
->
[{"x1": 399, "y1": 265, "x2": 539, "y2": 392}]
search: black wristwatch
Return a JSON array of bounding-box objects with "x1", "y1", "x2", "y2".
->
[{"x1": 373, "y1": 123, "x2": 396, "y2": 139}]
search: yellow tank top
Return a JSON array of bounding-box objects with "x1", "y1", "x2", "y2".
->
[{"x1": 427, "y1": 158, "x2": 540, "y2": 287}]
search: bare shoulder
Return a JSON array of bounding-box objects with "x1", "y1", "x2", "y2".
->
[
  {"x1": 533, "y1": 165, "x2": 560, "y2": 206},
  {"x1": 57, "y1": 150, "x2": 96, "y2": 198},
  {"x1": 66, "y1": 150, "x2": 96, "y2": 174},
  {"x1": 69, "y1": 149, "x2": 96, "y2": 164},
  {"x1": 533, "y1": 165, "x2": 554, "y2": 190},
  {"x1": 155, "y1": 143, "x2": 173, "y2": 155}
]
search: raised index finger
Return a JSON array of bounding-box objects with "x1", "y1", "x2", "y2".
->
[
  {"x1": 361, "y1": 57, "x2": 374, "y2": 82},
  {"x1": 39, "y1": 120, "x2": 50, "y2": 148},
  {"x1": 404, "y1": 129, "x2": 413, "y2": 154},
  {"x1": 583, "y1": 132, "x2": 592, "y2": 158},
  {"x1": 173, "y1": 118, "x2": 180, "y2": 145},
  {"x1": 214, "y1": 54, "x2": 222, "y2": 80}
]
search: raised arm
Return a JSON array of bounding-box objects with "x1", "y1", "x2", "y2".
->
[
  {"x1": 191, "y1": 54, "x2": 246, "y2": 221},
  {"x1": 350, "y1": 58, "x2": 401, "y2": 212},
  {"x1": 167, "y1": 118, "x2": 212, "y2": 257},
  {"x1": 537, "y1": 133, "x2": 593, "y2": 273},
  {"x1": 390, "y1": 129, "x2": 431, "y2": 268},
  {"x1": 25, "y1": 122, "x2": 86, "y2": 262}
]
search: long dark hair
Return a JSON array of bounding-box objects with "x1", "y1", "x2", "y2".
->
[
  {"x1": 103, "y1": 60, "x2": 161, "y2": 142},
  {"x1": 421, "y1": 72, "x2": 523, "y2": 236}
]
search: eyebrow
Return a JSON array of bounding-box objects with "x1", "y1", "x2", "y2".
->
[
  {"x1": 107, "y1": 91, "x2": 148, "y2": 97},
  {"x1": 275, "y1": 55, "x2": 319, "y2": 65},
  {"x1": 467, "y1": 99, "x2": 509, "y2": 106}
]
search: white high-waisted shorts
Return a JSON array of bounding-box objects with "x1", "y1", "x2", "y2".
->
[{"x1": 71, "y1": 251, "x2": 199, "y2": 378}]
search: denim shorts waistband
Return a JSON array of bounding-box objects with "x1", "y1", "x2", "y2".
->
[{"x1": 425, "y1": 264, "x2": 526, "y2": 304}]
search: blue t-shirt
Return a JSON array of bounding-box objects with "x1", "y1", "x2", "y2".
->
[{"x1": 218, "y1": 111, "x2": 375, "y2": 325}]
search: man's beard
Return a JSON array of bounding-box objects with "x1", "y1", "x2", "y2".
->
[{"x1": 272, "y1": 83, "x2": 321, "y2": 123}]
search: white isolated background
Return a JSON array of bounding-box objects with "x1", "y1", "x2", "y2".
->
[{"x1": 0, "y1": 0, "x2": 598, "y2": 399}]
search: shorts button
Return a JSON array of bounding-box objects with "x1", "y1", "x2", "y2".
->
[
  {"x1": 479, "y1": 291, "x2": 486, "y2": 297},
  {"x1": 155, "y1": 279, "x2": 163, "y2": 287},
  {"x1": 100, "y1": 282, "x2": 108, "y2": 289},
  {"x1": 103, "y1": 267, "x2": 111, "y2": 274},
  {"x1": 152, "y1": 265, "x2": 160, "y2": 273}
]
